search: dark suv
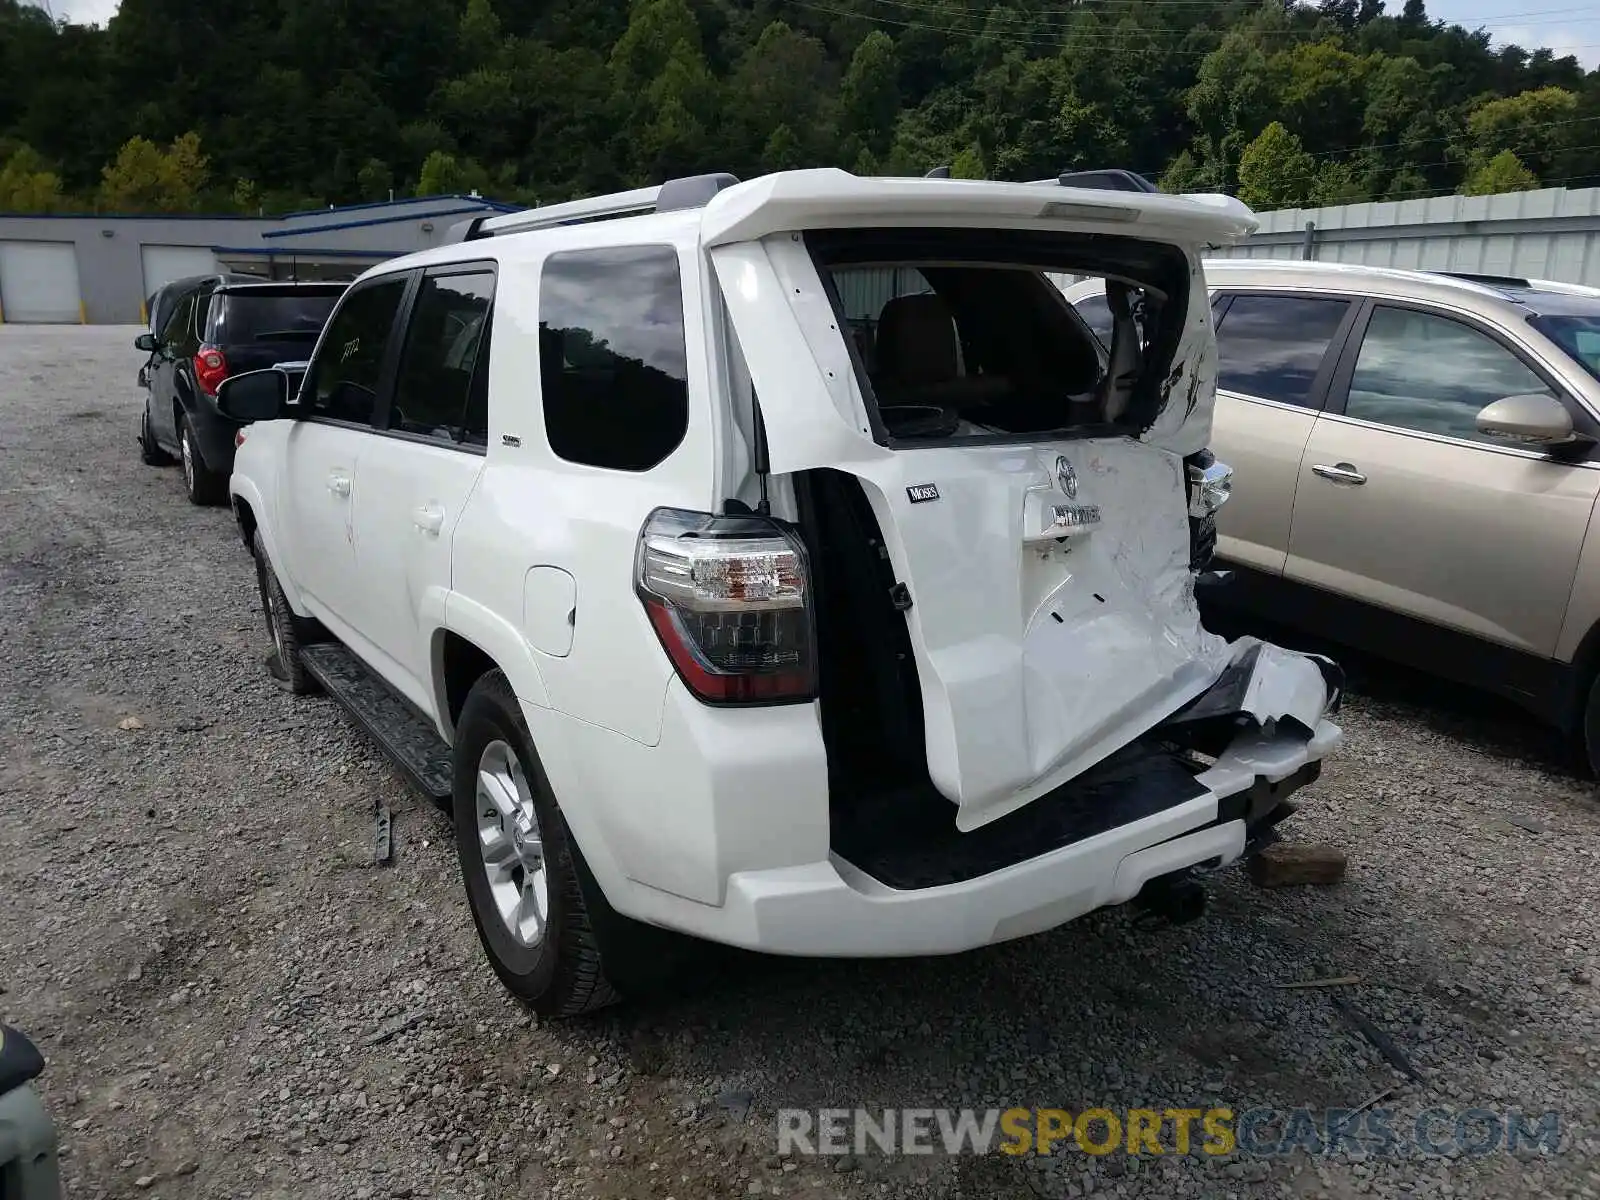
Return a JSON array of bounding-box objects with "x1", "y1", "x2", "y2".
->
[
  {"x1": 137, "y1": 281, "x2": 346, "y2": 503},
  {"x1": 137, "y1": 273, "x2": 258, "y2": 390}
]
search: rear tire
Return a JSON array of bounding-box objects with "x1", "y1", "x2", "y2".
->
[
  {"x1": 1578, "y1": 673, "x2": 1600, "y2": 778},
  {"x1": 180, "y1": 415, "x2": 226, "y2": 506},
  {"x1": 451, "y1": 671, "x2": 622, "y2": 1016},
  {"x1": 138, "y1": 405, "x2": 173, "y2": 466},
  {"x1": 253, "y1": 531, "x2": 317, "y2": 695}
]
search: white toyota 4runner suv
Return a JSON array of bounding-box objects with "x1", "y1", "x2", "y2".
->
[{"x1": 219, "y1": 168, "x2": 1344, "y2": 1015}]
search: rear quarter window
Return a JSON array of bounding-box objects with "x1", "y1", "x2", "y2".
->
[
  {"x1": 538, "y1": 246, "x2": 689, "y2": 472},
  {"x1": 1212, "y1": 292, "x2": 1351, "y2": 407}
]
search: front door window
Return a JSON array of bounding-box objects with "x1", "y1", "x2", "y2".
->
[{"x1": 1344, "y1": 306, "x2": 1558, "y2": 445}]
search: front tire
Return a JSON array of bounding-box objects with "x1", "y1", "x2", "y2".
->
[
  {"x1": 252, "y1": 531, "x2": 317, "y2": 695},
  {"x1": 180, "y1": 415, "x2": 226, "y2": 506},
  {"x1": 452, "y1": 671, "x2": 620, "y2": 1016}
]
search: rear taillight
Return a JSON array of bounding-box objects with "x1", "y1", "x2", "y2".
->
[
  {"x1": 635, "y1": 508, "x2": 816, "y2": 705},
  {"x1": 194, "y1": 345, "x2": 228, "y2": 396},
  {"x1": 1185, "y1": 450, "x2": 1233, "y2": 571}
]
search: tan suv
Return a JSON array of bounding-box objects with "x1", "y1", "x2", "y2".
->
[{"x1": 1065, "y1": 260, "x2": 1600, "y2": 768}]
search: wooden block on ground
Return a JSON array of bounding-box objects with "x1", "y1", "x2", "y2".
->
[{"x1": 1248, "y1": 842, "x2": 1347, "y2": 888}]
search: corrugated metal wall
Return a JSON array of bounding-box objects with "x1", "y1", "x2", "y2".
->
[
  {"x1": 833, "y1": 265, "x2": 1084, "y2": 327},
  {"x1": 1215, "y1": 185, "x2": 1600, "y2": 286}
]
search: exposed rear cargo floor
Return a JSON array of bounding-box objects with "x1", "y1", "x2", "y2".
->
[{"x1": 831, "y1": 737, "x2": 1207, "y2": 890}]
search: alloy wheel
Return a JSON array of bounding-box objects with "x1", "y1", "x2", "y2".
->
[{"x1": 475, "y1": 739, "x2": 550, "y2": 947}]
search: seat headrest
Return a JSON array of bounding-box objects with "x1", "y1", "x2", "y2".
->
[{"x1": 876, "y1": 293, "x2": 958, "y2": 387}]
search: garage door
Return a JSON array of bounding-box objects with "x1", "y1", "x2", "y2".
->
[
  {"x1": 0, "y1": 241, "x2": 82, "y2": 324},
  {"x1": 141, "y1": 245, "x2": 218, "y2": 314}
]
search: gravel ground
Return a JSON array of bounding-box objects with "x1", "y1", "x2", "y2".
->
[{"x1": 3, "y1": 324, "x2": 1599, "y2": 1200}]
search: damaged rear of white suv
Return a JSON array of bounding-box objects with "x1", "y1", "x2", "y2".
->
[
  {"x1": 696, "y1": 171, "x2": 1342, "y2": 943},
  {"x1": 226, "y1": 166, "x2": 1342, "y2": 1015}
]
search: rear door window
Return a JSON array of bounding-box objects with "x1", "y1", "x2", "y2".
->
[
  {"x1": 161, "y1": 292, "x2": 198, "y2": 353},
  {"x1": 389, "y1": 269, "x2": 495, "y2": 444},
  {"x1": 1213, "y1": 293, "x2": 1351, "y2": 408},
  {"x1": 303, "y1": 277, "x2": 409, "y2": 426},
  {"x1": 538, "y1": 246, "x2": 689, "y2": 471}
]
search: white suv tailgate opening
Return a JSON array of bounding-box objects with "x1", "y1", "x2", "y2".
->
[{"x1": 713, "y1": 219, "x2": 1333, "y2": 831}]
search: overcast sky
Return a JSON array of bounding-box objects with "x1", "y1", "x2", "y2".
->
[{"x1": 25, "y1": 0, "x2": 1600, "y2": 66}]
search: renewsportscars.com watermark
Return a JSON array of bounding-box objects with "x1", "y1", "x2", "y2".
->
[{"x1": 776, "y1": 1107, "x2": 1565, "y2": 1159}]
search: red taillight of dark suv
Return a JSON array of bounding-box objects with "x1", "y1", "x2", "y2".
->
[
  {"x1": 635, "y1": 507, "x2": 816, "y2": 705},
  {"x1": 194, "y1": 344, "x2": 229, "y2": 397}
]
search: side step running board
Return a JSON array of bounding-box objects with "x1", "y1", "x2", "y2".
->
[{"x1": 300, "y1": 643, "x2": 454, "y2": 802}]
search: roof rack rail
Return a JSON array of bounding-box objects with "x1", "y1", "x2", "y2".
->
[
  {"x1": 1023, "y1": 168, "x2": 1163, "y2": 194},
  {"x1": 445, "y1": 173, "x2": 741, "y2": 243},
  {"x1": 1433, "y1": 270, "x2": 1532, "y2": 289}
]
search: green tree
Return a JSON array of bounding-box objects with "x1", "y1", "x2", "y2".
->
[
  {"x1": 98, "y1": 136, "x2": 167, "y2": 210},
  {"x1": 1270, "y1": 40, "x2": 1369, "y2": 153},
  {"x1": 434, "y1": 68, "x2": 520, "y2": 163},
  {"x1": 839, "y1": 32, "x2": 899, "y2": 156},
  {"x1": 417, "y1": 149, "x2": 490, "y2": 196},
  {"x1": 727, "y1": 22, "x2": 832, "y2": 172},
  {"x1": 231, "y1": 177, "x2": 259, "y2": 213},
  {"x1": 164, "y1": 131, "x2": 208, "y2": 199},
  {"x1": 1, "y1": 0, "x2": 1597, "y2": 219},
  {"x1": 1318, "y1": 1, "x2": 1360, "y2": 33},
  {"x1": 1312, "y1": 160, "x2": 1369, "y2": 205},
  {"x1": 609, "y1": 0, "x2": 719, "y2": 181},
  {"x1": 1186, "y1": 30, "x2": 1283, "y2": 191},
  {"x1": 458, "y1": 0, "x2": 503, "y2": 67},
  {"x1": 0, "y1": 143, "x2": 65, "y2": 211},
  {"x1": 1464, "y1": 87, "x2": 1580, "y2": 179},
  {"x1": 1236, "y1": 122, "x2": 1317, "y2": 211},
  {"x1": 951, "y1": 143, "x2": 986, "y2": 179},
  {"x1": 761, "y1": 123, "x2": 804, "y2": 172},
  {"x1": 1462, "y1": 148, "x2": 1539, "y2": 195},
  {"x1": 609, "y1": 0, "x2": 701, "y2": 91},
  {"x1": 1158, "y1": 149, "x2": 1210, "y2": 194},
  {"x1": 98, "y1": 131, "x2": 208, "y2": 212},
  {"x1": 356, "y1": 158, "x2": 394, "y2": 200}
]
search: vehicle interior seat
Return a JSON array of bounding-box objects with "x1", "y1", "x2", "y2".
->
[{"x1": 871, "y1": 293, "x2": 1010, "y2": 409}]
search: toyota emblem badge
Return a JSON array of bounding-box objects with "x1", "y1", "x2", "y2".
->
[{"x1": 1055, "y1": 455, "x2": 1078, "y2": 499}]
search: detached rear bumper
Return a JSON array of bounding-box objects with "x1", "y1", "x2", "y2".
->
[
  {"x1": 735, "y1": 719, "x2": 1337, "y2": 957},
  {"x1": 587, "y1": 714, "x2": 1338, "y2": 958},
  {"x1": 545, "y1": 635, "x2": 1342, "y2": 958}
]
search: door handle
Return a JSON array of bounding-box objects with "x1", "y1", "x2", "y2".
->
[
  {"x1": 413, "y1": 504, "x2": 445, "y2": 536},
  {"x1": 327, "y1": 471, "x2": 352, "y2": 497},
  {"x1": 1311, "y1": 462, "x2": 1367, "y2": 486}
]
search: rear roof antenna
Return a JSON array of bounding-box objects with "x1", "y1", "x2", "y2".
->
[{"x1": 925, "y1": 165, "x2": 952, "y2": 179}]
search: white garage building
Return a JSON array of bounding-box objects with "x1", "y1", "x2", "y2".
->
[{"x1": 0, "y1": 193, "x2": 518, "y2": 325}]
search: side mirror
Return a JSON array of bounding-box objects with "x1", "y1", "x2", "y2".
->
[
  {"x1": 1475, "y1": 393, "x2": 1576, "y2": 449},
  {"x1": 216, "y1": 368, "x2": 289, "y2": 423},
  {"x1": 134, "y1": 333, "x2": 158, "y2": 353}
]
